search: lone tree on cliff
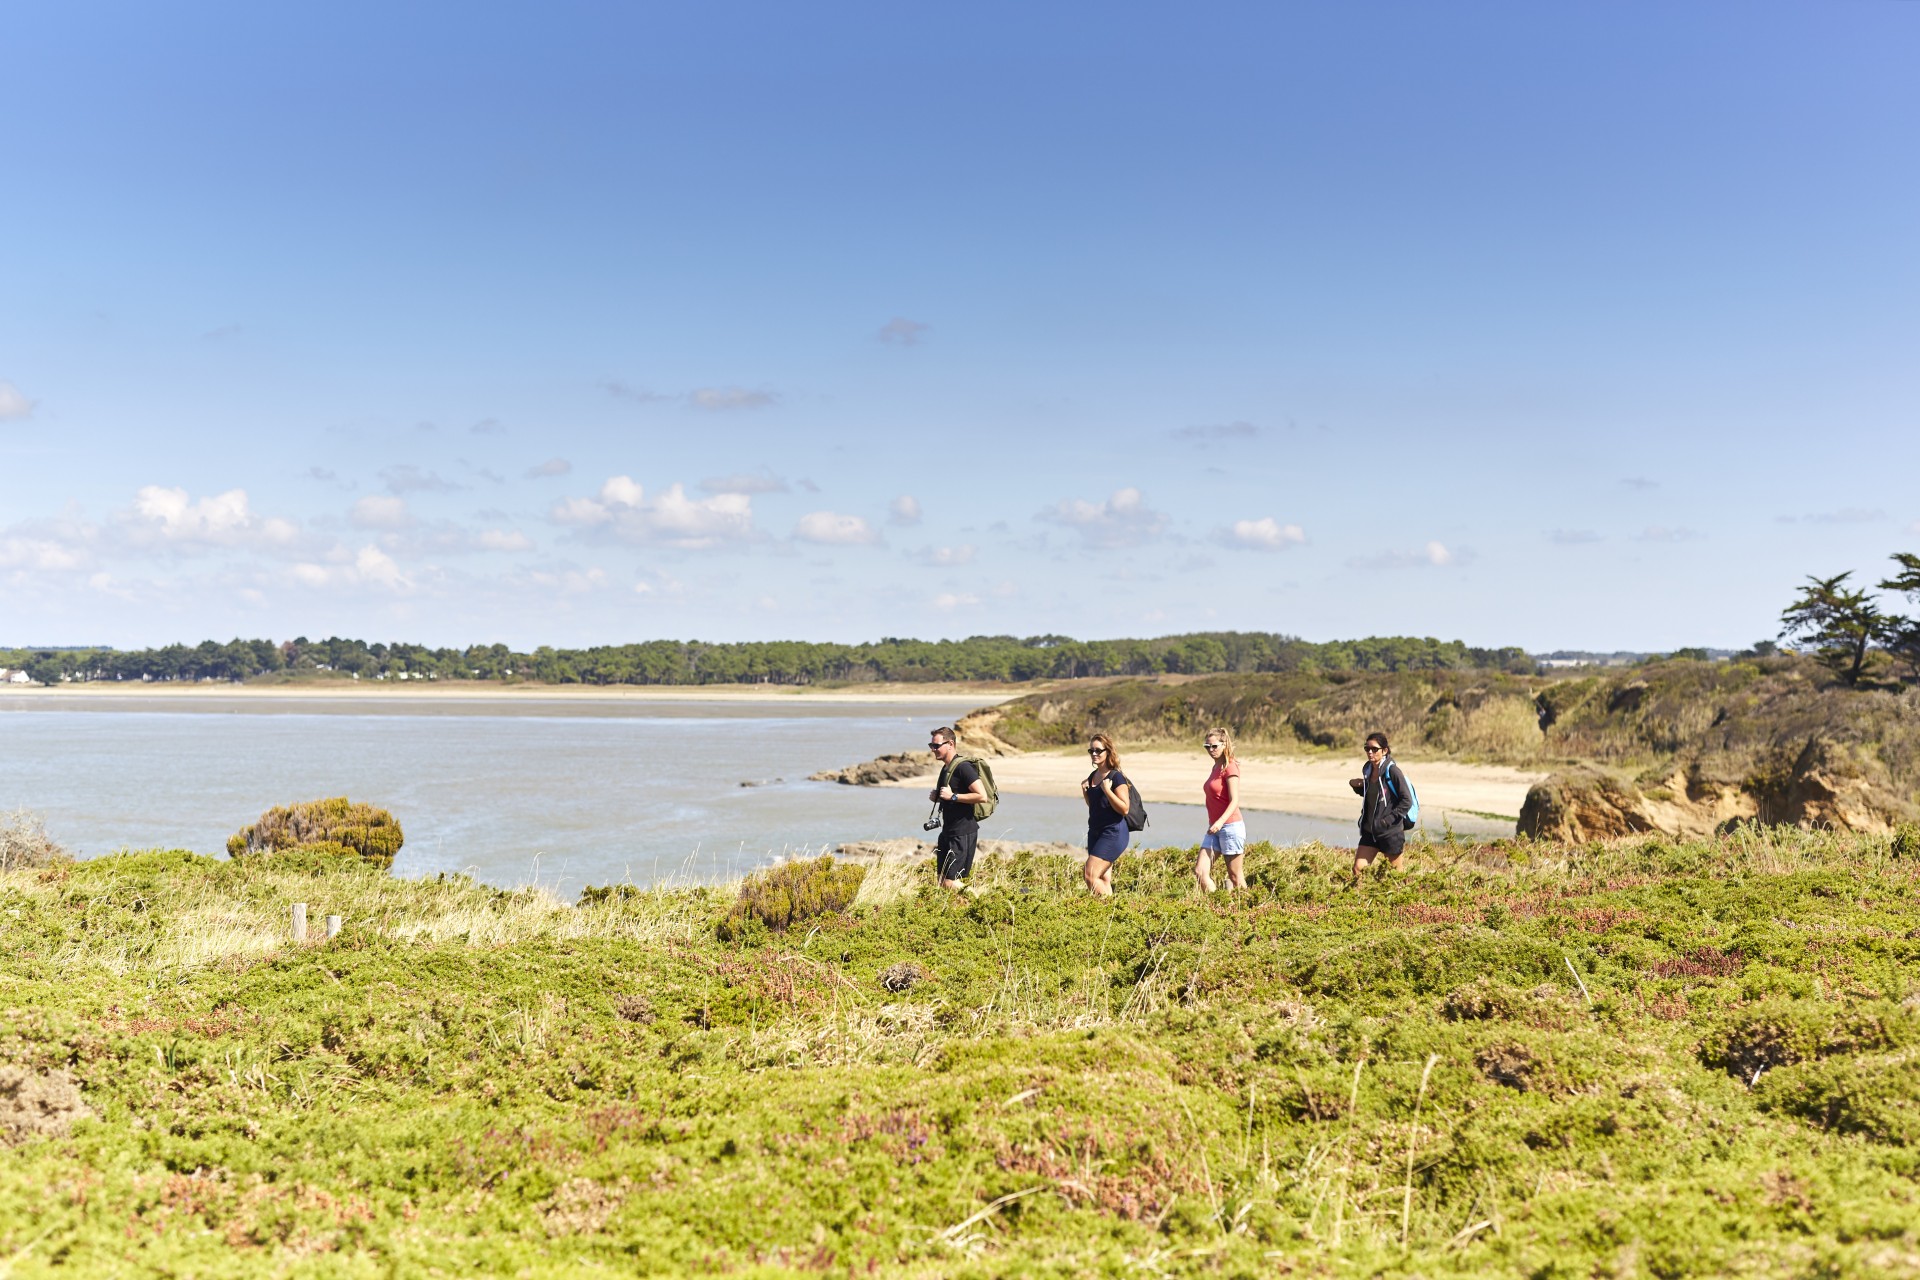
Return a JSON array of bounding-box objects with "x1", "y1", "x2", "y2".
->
[
  {"x1": 1779, "y1": 572, "x2": 1883, "y2": 685},
  {"x1": 1877, "y1": 552, "x2": 1920, "y2": 679}
]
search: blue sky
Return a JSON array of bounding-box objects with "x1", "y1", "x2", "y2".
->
[{"x1": 3, "y1": 1, "x2": 1916, "y2": 652}]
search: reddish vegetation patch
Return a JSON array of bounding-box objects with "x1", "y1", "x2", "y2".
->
[
  {"x1": 1650, "y1": 947, "x2": 1744, "y2": 978},
  {"x1": 994, "y1": 1130, "x2": 1182, "y2": 1222},
  {"x1": 1394, "y1": 904, "x2": 1475, "y2": 926}
]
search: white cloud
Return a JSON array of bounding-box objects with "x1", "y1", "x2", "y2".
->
[
  {"x1": 1548, "y1": 529, "x2": 1603, "y2": 545},
  {"x1": 889, "y1": 495, "x2": 923, "y2": 526},
  {"x1": 795, "y1": 511, "x2": 881, "y2": 546},
  {"x1": 351, "y1": 495, "x2": 411, "y2": 530},
  {"x1": 688, "y1": 387, "x2": 777, "y2": 412},
  {"x1": 1218, "y1": 517, "x2": 1306, "y2": 551},
  {"x1": 1637, "y1": 525, "x2": 1703, "y2": 543},
  {"x1": 913, "y1": 544, "x2": 975, "y2": 567},
  {"x1": 701, "y1": 469, "x2": 787, "y2": 495},
  {"x1": 290, "y1": 544, "x2": 414, "y2": 592},
  {"x1": 877, "y1": 317, "x2": 930, "y2": 346},
  {"x1": 1038, "y1": 487, "x2": 1170, "y2": 549},
  {"x1": 1347, "y1": 540, "x2": 1470, "y2": 570},
  {"x1": 550, "y1": 476, "x2": 755, "y2": 549},
  {"x1": 525, "y1": 457, "x2": 572, "y2": 479},
  {"x1": 127, "y1": 486, "x2": 299, "y2": 549},
  {"x1": 0, "y1": 536, "x2": 86, "y2": 571},
  {"x1": 933, "y1": 592, "x2": 980, "y2": 610},
  {"x1": 0, "y1": 381, "x2": 35, "y2": 420},
  {"x1": 475, "y1": 528, "x2": 532, "y2": 552}
]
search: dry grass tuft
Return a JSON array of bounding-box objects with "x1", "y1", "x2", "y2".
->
[{"x1": 0, "y1": 809, "x2": 70, "y2": 871}]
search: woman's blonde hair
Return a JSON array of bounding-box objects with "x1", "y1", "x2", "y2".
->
[
  {"x1": 1088, "y1": 733, "x2": 1121, "y2": 771},
  {"x1": 1204, "y1": 727, "x2": 1236, "y2": 764}
]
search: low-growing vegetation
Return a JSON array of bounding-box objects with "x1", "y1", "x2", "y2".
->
[
  {"x1": 1, "y1": 826, "x2": 1918, "y2": 1275},
  {"x1": 225, "y1": 797, "x2": 405, "y2": 869}
]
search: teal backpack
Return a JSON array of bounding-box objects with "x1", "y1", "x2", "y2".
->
[{"x1": 1369, "y1": 760, "x2": 1420, "y2": 829}]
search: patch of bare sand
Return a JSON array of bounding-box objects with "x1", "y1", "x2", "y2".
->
[{"x1": 879, "y1": 750, "x2": 1545, "y2": 831}]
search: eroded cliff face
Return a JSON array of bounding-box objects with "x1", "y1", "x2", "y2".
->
[
  {"x1": 808, "y1": 704, "x2": 1019, "y2": 785},
  {"x1": 1518, "y1": 736, "x2": 1911, "y2": 841}
]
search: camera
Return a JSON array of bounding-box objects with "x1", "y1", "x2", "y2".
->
[{"x1": 923, "y1": 818, "x2": 943, "y2": 831}]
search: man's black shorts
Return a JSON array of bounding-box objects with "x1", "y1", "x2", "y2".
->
[
  {"x1": 1357, "y1": 827, "x2": 1406, "y2": 861},
  {"x1": 936, "y1": 819, "x2": 979, "y2": 880}
]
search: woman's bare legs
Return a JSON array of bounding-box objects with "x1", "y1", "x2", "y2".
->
[
  {"x1": 1193, "y1": 850, "x2": 1217, "y2": 895},
  {"x1": 1083, "y1": 856, "x2": 1116, "y2": 898}
]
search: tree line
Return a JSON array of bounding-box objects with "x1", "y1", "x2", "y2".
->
[
  {"x1": 0, "y1": 632, "x2": 1537, "y2": 687},
  {"x1": 1779, "y1": 551, "x2": 1920, "y2": 684}
]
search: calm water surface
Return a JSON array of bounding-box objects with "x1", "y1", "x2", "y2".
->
[{"x1": 0, "y1": 694, "x2": 1352, "y2": 895}]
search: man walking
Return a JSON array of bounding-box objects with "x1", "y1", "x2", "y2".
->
[{"x1": 927, "y1": 726, "x2": 986, "y2": 891}]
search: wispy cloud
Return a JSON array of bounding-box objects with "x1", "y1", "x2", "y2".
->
[
  {"x1": 688, "y1": 387, "x2": 778, "y2": 412},
  {"x1": 1171, "y1": 421, "x2": 1260, "y2": 442},
  {"x1": 469, "y1": 418, "x2": 507, "y2": 436},
  {"x1": 1620, "y1": 476, "x2": 1660, "y2": 491},
  {"x1": 877, "y1": 317, "x2": 931, "y2": 346},
  {"x1": 701, "y1": 469, "x2": 788, "y2": 495},
  {"x1": 889, "y1": 495, "x2": 922, "y2": 526},
  {"x1": 911, "y1": 544, "x2": 975, "y2": 567},
  {"x1": 1636, "y1": 525, "x2": 1703, "y2": 543},
  {"x1": 0, "y1": 380, "x2": 35, "y2": 421},
  {"x1": 1038, "y1": 487, "x2": 1170, "y2": 549},
  {"x1": 1776, "y1": 508, "x2": 1886, "y2": 525},
  {"x1": 1215, "y1": 517, "x2": 1305, "y2": 551},
  {"x1": 933, "y1": 591, "x2": 980, "y2": 610},
  {"x1": 1348, "y1": 541, "x2": 1468, "y2": 570},
  {"x1": 1548, "y1": 529, "x2": 1603, "y2": 545},
  {"x1": 305, "y1": 466, "x2": 353, "y2": 490},
  {"x1": 550, "y1": 476, "x2": 756, "y2": 549},
  {"x1": 381, "y1": 465, "x2": 464, "y2": 494},
  {"x1": 525, "y1": 458, "x2": 572, "y2": 479},
  {"x1": 199, "y1": 323, "x2": 243, "y2": 342},
  {"x1": 351, "y1": 495, "x2": 411, "y2": 530},
  {"x1": 795, "y1": 511, "x2": 881, "y2": 546},
  {"x1": 600, "y1": 380, "x2": 674, "y2": 404}
]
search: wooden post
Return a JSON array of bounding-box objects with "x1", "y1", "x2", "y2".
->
[
  {"x1": 292, "y1": 902, "x2": 307, "y2": 942},
  {"x1": 325, "y1": 914, "x2": 341, "y2": 939}
]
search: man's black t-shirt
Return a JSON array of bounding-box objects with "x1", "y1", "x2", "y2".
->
[{"x1": 940, "y1": 759, "x2": 982, "y2": 827}]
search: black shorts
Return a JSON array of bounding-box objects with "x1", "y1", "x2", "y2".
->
[
  {"x1": 936, "y1": 820, "x2": 979, "y2": 880},
  {"x1": 1358, "y1": 827, "x2": 1406, "y2": 860}
]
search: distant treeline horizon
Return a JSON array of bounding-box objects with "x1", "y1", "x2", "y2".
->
[{"x1": 1, "y1": 632, "x2": 1537, "y2": 686}]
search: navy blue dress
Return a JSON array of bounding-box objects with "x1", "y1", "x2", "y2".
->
[{"x1": 1086, "y1": 769, "x2": 1132, "y2": 863}]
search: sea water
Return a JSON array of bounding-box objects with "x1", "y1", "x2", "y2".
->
[{"x1": 0, "y1": 693, "x2": 1354, "y2": 896}]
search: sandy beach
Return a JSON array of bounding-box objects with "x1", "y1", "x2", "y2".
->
[
  {"x1": 0, "y1": 681, "x2": 1020, "y2": 707},
  {"x1": 881, "y1": 749, "x2": 1544, "y2": 832}
]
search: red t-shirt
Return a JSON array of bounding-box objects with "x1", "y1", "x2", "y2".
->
[{"x1": 1203, "y1": 759, "x2": 1241, "y2": 825}]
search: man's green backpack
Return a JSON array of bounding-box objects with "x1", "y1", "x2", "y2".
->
[{"x1": 944, "y1": 757, "x2": 999, "y2": 821}]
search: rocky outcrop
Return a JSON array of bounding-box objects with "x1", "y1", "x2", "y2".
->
[
  {"x1": 809, "y1": 704, "x2": 1020, "y2": 786},
  {"x1": 1518, "y1": 737, "x2": 1912, "y2": 842},
  {"x1": 808, "y1": 752, "x2": 935, "y2": 785}
]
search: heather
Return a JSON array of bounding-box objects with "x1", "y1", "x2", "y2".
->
[{"x1": 0, "y1": 827, "x2": 1917, "y2": 1276}]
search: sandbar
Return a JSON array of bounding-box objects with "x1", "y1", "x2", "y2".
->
[
  {"x1": 1, "y1": 681, "x2": 1019, "y2": 708},
  {"x1": 881, "y1": 750, "x2": 1544, "y2": 833}
]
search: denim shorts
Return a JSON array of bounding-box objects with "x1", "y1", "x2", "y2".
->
[{"x1": 1200, "y1": 820, "x2": 1246, "y2": 857}]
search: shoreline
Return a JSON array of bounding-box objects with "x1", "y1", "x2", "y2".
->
[
  {"x1": 877, "y1": 748, "x2": 1544, "y2": 833},
  {"x1": 0, "y1": 681, "x2": 1021, "y2": 708}
]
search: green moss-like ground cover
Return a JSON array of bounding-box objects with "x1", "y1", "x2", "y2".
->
[{"x1": 3, "y1": 830, "x2": 1919, "y2": 1277}]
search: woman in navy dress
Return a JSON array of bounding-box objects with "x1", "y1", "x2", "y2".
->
[{"x1": 1080, "y1": 733, "x2": 1132, "y2": 898}]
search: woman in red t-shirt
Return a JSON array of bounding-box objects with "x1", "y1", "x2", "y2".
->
[{"x1": 1194, "y1": 727, "x2": 1247, "y2": 894}]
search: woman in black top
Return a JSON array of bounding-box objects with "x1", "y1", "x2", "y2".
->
[
  {"x1": 1080, "y1": 733, "x2": 1131, "y2": 898},
  {"x1": 1348, "y1": 731, "x2": 1412, "y2": 883}
]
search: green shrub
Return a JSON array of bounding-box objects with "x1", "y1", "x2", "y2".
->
[
  {"x1": 226, "y1": 797, "x2": 404, "y2": 869},
  {"x1": 1757, "y1": 1051, "x2": 1920, "y2": 1145},
  {"x1": 1893, "y1": 822, "x2": 1920, "y2": 860},
  {"x1": 717, "y1": 855, "x2": 865, "y2": 942}
]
